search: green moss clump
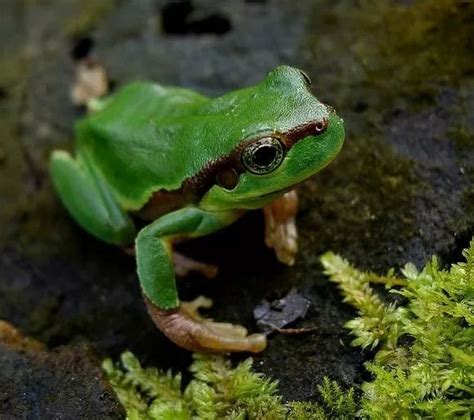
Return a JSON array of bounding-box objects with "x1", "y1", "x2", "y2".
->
[
  {"x1": 103, "y1": 352, "x2": 286, "y2": 419},
  {"x1": 103, "y1": 352, "x2": 356, "y2": 419},
  {"x1": 321, "y1": 239, "x2": 474, "y2": 418},
  {"x1": 287, "y1": 378, "x2": 356, "y2": 420}
]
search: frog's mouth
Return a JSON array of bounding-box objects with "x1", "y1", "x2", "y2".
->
[
  {"x1": 237, "y1": 185, "x2": 295, "y2": 208},
  {"x1": 260, "y1": 185, "x2": 295, "y2": 198}
]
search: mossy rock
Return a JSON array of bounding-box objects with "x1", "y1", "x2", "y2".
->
[{"x1": 0, "y1": 0, "x2": 473, "y2": 414}]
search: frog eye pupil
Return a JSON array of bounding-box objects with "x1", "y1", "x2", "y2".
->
[
  {"x1": 254, "y1": 145, "x2": 277, "y2": 167},
  {"x1": 242, "y1": 137, "x2": 284, "y2": 175}
]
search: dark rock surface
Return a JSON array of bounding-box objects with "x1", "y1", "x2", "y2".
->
[
  {"x1": 0, "y1": 0, "x2": 473, "y2": 415},
  {"x1": 0, "y1": 321, "x2": 124, "y2": 419}
]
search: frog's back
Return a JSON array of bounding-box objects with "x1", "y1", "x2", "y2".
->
[{"x1": 76, "y1": 82, "x2": 209, "y2": 210}]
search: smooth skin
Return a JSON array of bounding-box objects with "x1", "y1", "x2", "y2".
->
[{"x1": 50, "y1": 66, "x2": 345, "y2": 353}]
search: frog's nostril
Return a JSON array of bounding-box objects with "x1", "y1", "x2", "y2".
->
[{"x1": 314, "y1": 119, "x2": 328, "y2": 135}]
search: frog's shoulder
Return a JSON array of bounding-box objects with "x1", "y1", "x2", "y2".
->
[{"x1": 75, "y1": 81, "x2": 210, "y2": 211}]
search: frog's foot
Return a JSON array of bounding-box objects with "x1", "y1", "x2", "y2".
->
[
  {"x1": 145, "y1": 296, "x2": 267, "y2": 353},
  {"x1": 263, "y1": 190, "x2": 298, "y2": 266},
  {"x1": 173, "y1": 252, "x2": 218, "y2": 279}
]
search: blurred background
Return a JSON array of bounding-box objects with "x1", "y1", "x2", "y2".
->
[{"x1": 0, "y1": 0, "x2": 473, "y2": 417}]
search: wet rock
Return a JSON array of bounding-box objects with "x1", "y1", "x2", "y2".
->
[
  {"x1": 0, "y1": 0, "x2": 472, "y2": 411},
  {"x1": 0, "y1": 321, "x2": 124, "y2": 419}
]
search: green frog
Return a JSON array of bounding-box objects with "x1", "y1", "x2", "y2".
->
[{"x1": 50, "y1": 65, "x2": 345, "y2": 353}]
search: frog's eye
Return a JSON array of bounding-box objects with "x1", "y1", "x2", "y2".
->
[
  {"x1": 241, "y1": 137, "x2": 284, "y2": 175},
  {"x1": 216, "y1": 168, "x2": 239, "y2": 190},
  {"x1": 299, "y1": 70, "x2": 311, "y2": 86}
]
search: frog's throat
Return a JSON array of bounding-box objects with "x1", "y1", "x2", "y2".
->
[{"x1": 136, "y1": 118, "x2": 328, "y2": 220}]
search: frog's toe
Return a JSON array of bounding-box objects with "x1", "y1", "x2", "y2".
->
[
  {"x1": 204, "y1": 322, "x2": 248, "y2": 337},
  {"x1": 193, "y1": 329, "x2": 267, "y2": 353},
  {"x1": 181, "y1": 296, "x2": 213, "y2": 317},
  {"x1": 263, "y1": 190, "x2": 299, "y2": 266},
  {"x1": 173, "y1": 252, "x2": 219, "y2": 279},
  {"x1": 145, "y1": 297, "x2": 267, "y2": 353}
]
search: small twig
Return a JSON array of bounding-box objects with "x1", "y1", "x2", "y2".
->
[{"x1": 273, "y1": 326, "x2": 318, "y2": 335}]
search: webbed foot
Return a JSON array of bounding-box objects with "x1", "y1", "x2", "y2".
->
[
  {"x1": 263, "y1": 190, "x2": 298, "y2": 266},
  {"x1": 145, "y1": 296, "x2": 267, "y2": 353}
]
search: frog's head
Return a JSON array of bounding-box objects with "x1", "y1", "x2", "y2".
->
[{"x1": 196, "y1": 66, "x2": 345, "y2": 211}]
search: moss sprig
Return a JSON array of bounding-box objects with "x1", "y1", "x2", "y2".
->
[
  {"x1": 104, "y1": 351, "x2": 355, "y2": 419},
  {"x1": 321, "y1": 239, "x2": 474, "y2": 418},
  {"x1": 103, "y1": 351, "x2": 288, "y2": 419}
]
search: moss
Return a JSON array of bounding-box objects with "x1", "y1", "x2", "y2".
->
[
  {"x1": 448, "y1": 125, "x2": 474, "y2": 154},
  {"x1": 103, "y1": 352, "x2": 356, "y2": 419},
  {"x1": 301, "y1": 0, "x2": 474, "y2": 269},
  {"x1": 307, "y1": 0, "x2": 474, "y2": 109},
  {"x1": 321, "y1": 238, "x2": 474, "y2": 418},
  {"x1": 299, "y1": 134, "x2": 420, "y2": 270},
  {"x1": 64, "y1": 0, "x2": 117, "y2": 37},
  {"x1": 0, "y1": 54, "x2": 30, "y2": 247},
  {"x1": 103, "y1": 351, "x2": 285, "y2": 419},
  {"x1": 358, "y1": 0, "x2": 474, "y2": 102},
  {"x1": 446, "y1": 124, "x2": 474, "y2": 235}
]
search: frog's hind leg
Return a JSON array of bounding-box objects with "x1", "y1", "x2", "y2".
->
[
  {"x1": 136, "y1": 207, "x2": 267, "y2": 353},
  {"x1": 121, "y1": 246, "x2": 219, "y2": 278},
  {"x1": 50, "y1": 150, "x2": 136, "y2": 245}
]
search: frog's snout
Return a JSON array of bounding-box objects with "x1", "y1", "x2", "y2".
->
[
  {"x1": 325, "y1": 104, "x2": 344, "y2": 126},
  {"x1": 325, "y1": 104, "x2": 336, "y2": 114}
]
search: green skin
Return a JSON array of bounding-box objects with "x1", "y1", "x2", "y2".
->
[{"x1": 50, "y1": 65, "x2": 344, "y2": 339}]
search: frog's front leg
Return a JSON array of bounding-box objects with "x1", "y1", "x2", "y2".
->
[
  {"x1": 50, "y1": 151, "x2": 136, "y2": 245},
  {"x1": 263, "y1": 190, "x2": 299, "y2": 266},
  {"x1": 136, "y1": 207, "x2": 267, "y2": 353}
]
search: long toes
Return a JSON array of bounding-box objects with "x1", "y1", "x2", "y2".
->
[
  {"x1": 181, "y1": 296, "x2": 213, "y2": 316},
  {"x1": 193, "y1": 329, "x2": 267, "y2": 353},
  {"x1": 145, "y1": 297, "x2": 267, "y2": 353},
  {"x1": 204, "y1": 322, "x2": 248, "y2": 337}
]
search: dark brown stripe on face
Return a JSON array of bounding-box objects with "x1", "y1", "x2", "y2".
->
[
  {"x1": 183, "y1": 118, "x2": 329, "y2": 197},
  {"x1": 283, "y1": 118, "x2": 328, "y2": 146},
  {"x1": 139, "y1": 118, "x2": 329, "y2": 218}
]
